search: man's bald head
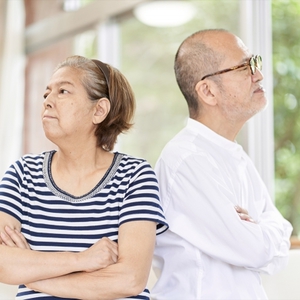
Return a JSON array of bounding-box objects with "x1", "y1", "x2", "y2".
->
[{"x1": 174, "y1": 29, "x2": 233, "y2": 118}]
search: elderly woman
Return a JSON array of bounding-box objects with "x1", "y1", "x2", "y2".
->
[{"x1": 0, "y1": 55, "x2": 168, "y2": 300}]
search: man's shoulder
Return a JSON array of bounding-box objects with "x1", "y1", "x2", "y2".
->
[
  {"x1": 155, "y1": 128, "x2": 206, "y2": 175},
  {"x1": 161, "y1": 124, "x2": 209, "y2": 156}
]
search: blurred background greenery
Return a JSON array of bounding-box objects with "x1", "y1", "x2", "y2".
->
[{"x1": 273, "y1": 0, "x2": 300, "y2": 236}]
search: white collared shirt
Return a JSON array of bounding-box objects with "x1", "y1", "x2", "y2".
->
[{"x1": 152, "y1": 118, "x2": 292, "y2": 300}]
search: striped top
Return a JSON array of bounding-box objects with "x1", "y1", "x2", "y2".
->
[{"x1": 0, "y1": 151, "x2": 168, "y2": 300}]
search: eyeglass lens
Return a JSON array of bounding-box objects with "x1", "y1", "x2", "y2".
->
[{"x1": 250, "y1": 56, "x2": 262, "y2": 75}]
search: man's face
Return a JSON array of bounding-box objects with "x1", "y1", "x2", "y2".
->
[{"x1": 214, "y1": 34, "x2": 267, "y2": 124}]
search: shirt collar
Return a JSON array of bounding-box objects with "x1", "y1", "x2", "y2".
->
[{"x1": 186, "y1": 118, "x2": 244, "y2": 158}]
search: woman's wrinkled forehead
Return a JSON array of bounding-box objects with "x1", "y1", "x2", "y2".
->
[{"x1": 48, "y1": 66, "x2": 85, "y2": 88}]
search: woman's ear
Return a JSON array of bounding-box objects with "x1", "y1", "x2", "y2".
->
[
  {"x1": 195, "y1": 80, "x2": 218, "y2": 106},
  {"x1": 93, "y1": 98, "x2": 111, "y2": 124}
]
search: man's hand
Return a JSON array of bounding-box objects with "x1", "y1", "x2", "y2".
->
[{"x1": 235, "y1": 206, "x2": 256, "y2": 223}]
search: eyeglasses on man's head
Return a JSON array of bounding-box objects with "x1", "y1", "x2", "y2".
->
[{"x1": 201, "y1": 55, "x2": 262, "y2": 81}]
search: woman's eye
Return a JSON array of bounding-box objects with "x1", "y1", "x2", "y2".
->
[{"x1": 43, "y1": 93, "x2": 48, "y2": 99}]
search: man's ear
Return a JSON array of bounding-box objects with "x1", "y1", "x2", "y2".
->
[
  {"x1": 195, "y1": 80, "x2": 218, "y2": 106},
  {"x1": 93, "y1": 98, "x2": 111, "y2": 124}
]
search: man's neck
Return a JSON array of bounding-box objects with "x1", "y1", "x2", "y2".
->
[{"x1": 193, "y1": 114, "x2": 244, "y2": 142}]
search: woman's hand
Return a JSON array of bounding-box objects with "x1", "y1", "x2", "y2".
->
[
  {"x1": 78, "y1": 237, "x2": 118, "y2": 272},
  {"x1": 1, "y1": 226, "x2": 31, "y2": 249},
  {"x1": 2, "y1": 225, "x2": 118, "y2": 273},
  {"x1": 25, "y1": 221, "x2": 155, "y2": 299}
]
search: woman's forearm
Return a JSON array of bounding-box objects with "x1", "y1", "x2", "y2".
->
[
  {"x1": 27, "y1": 262, "x2": 146, "y2": 300},
  {"x1": 0, "y1": 245, "x2": 79, "y2": 285},
  {"x1": 27, "y1": 221, "x2": 156, "y2": 299},
  {"x1": 0, "y1": 236, "x2": 118, "y2": 285}
]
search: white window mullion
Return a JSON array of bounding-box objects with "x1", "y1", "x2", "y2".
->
[
  {"x1": 239, "y1": 0, "x2": 274, "y2": 199},
  {"x1": 97, "y1": 20, "x2": 120, "y2": 68}
]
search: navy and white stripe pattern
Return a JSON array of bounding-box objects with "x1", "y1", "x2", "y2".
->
[{"x1": 0, "y1": 151, "x2": 168, "y2": 300}]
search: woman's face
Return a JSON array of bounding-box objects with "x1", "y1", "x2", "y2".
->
[{"x1": 42, "y1": 66, "x2": 96, "y2": 145}]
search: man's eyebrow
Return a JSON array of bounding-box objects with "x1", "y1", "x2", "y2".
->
[
  {"x1": 241, "y1": 56, "x2": 251, "y2": 64},
  {"x1": 45, "y1": 81, "x2": 75, "y2": 90}
]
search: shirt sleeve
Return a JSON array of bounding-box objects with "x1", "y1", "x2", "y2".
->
[
  {"x1": 156, "y1": 151, "x2": 292, "y2": 273},
  {"x1": 119, "y1": 160, "x2": 168, "y2": 235},
  {"x1": 0, "y1": 159, "x2": 24, "y2": 223}
]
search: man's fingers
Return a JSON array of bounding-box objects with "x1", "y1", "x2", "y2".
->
[
  {"x1": 235, "y1": 206, "x2": 255, "y2": 223},
  {"x1": 235, "y1": 205, "x2": 249, "y2": 215},
  {"x1": 237, "y1": 212, "x2": 255, "y2": 223}
]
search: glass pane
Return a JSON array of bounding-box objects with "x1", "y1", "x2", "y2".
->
[
  {"x1": 118, "y1": 0, "x2": 239, "y2": 167},
  {"x1": 273, "y1": 0, "x2": 300, "y2": 237},
  {"x1": 63, "y1": 0, "x2": 95, "y2": 11},
  {"x1": 73, "y1": 30, "x2": 97, "y2": 58}
]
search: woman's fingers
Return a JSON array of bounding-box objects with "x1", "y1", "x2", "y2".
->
[
  {"x1": 1, "y1": 226, "x2": 30, "y2": 249},
  {"x1": 14, "y1": 229, "x2": 31, "y2": 249},
  {"x1": 1, "y1": 229, "x2": 17, "y2": 247}
]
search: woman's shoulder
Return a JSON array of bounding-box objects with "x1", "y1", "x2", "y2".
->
[
  {"x1": 2, "y1": 151, "x2": 54, "y2": 182},
  {"x1": 20, "y1": 150, "x2": 53, "y2": 165},
  {"x1": 115, "y1": 152, "x2": 153, "y2": 169},
  {"x1": 9, "y1": 150, "x2": 54, "y2": 174},
  {"x1": 117, "y1": 152, "x2": 144, "y2": 161}
]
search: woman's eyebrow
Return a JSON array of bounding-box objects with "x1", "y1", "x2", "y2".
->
[{"x1": 45, "y1": 81, "x2": 75, "y2": 90}]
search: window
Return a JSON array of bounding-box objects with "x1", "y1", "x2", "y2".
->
[
  {"x1": 117, "y1": 0, "x2": 239, "y2": 167},
  {"x1": 273, "y1": 0, "x2": 300, "y2": 237}
]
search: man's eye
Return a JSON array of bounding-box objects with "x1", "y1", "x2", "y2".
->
[
  {"x1": 43, "y1": 93, "x2": 48, "y2": 99},
  {"x1": 60, "y1": 89, "x2": 68, "y2": 94}
]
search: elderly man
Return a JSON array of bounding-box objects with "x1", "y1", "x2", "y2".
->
[{"x1": 152, "y1": 29, "x2": 292, "y2": 300}]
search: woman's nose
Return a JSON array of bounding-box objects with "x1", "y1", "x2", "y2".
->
[{"x1": 43, "y1": 95, "x2": 53, "y2": 108}]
